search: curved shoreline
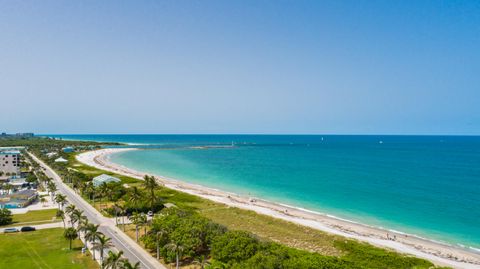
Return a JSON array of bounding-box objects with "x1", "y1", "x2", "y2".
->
[{"x1": 77, "y1": 148, "x2": 480, "y2": 269}]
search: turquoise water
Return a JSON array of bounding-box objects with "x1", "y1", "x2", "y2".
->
[{"x1": 48, "y1": 135, "x2": 480, "y2": 250}]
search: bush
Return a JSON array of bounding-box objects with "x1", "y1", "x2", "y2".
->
[
  {"x1": 142, "y1": 208, "x2": 226, "y2": 262},
  {"x1": 210, "y1": 230, "x2": 259, "y2": 264},
  {"x1": 0, "y1": 208, "x2": 13, "y2": 226}
]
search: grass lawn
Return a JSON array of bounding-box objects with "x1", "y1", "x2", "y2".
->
[
  {"x1": 2, "y1": 208, "x2": 61, "y2": 228},
  {"x1": 0, "y1": 228, "x2": 99, "y2": 269}
]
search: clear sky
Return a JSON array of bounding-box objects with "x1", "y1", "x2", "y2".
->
[{"x1": 1, "y1": 1, "x2": 479, "y2": 134}]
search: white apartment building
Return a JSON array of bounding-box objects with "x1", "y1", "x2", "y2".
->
[{"x1": 0, "y1": 149, "x2": 21, "y2": 175}]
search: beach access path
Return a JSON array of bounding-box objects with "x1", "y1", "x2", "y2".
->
[{"x1": 28, "y1": 152, "x2": 166, "y2": 269}]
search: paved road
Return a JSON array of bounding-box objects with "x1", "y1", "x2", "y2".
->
[
  {"x1": 0, "y1": 222, "x2": 63, "y2": 233},
  {"x1": 29, "y1": 152, "x2": 166, "y2": 269}
]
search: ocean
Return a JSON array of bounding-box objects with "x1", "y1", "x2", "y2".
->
[{"x1": 47, "y1": 134, "x2": 480, "y2": 250}]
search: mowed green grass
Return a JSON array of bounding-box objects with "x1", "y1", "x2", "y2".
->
[
  {"x1": 12, "y1": 208, "x2": 59, "y2": 224},
  {"x1": 1, "y1": 209, "x2": 60, "y2": 227},
  {"x1": 0, "y1": 228, "x2": 99, "y2": 269}
]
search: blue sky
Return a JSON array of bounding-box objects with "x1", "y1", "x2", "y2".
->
[{"x1": 1, "y1": 1, "x2": 479, "y2": 134}]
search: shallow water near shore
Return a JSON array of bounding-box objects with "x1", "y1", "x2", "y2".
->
[{"x1": 49, "y1": 134, "x2": 480, "y2": 250}]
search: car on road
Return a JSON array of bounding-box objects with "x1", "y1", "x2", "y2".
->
[
  {"x1": 3, "y1": 228, "x2": 19, "y2": 233},
  {"x1": 20, "y1": 226, "x2": 36, "y2": 232}
]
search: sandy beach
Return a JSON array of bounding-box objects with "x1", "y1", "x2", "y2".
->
[{"x1": 77, "y1": 148, "x2": 480, "y2": 269}]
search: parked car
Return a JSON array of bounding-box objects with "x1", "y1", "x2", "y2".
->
[
  {"x1": 3, "y1": 228, "x2": 19, "y2": 233},
  {"x1": 20, "y1": 226, "x2": 36, "y2": 232},
  {"x1": 147, "y1": 211, "x2": 153, "y2": 217}
]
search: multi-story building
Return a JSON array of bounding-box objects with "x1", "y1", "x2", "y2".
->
[{"x1": 0, "y1": 149, "x2": 21, "y2": 175}]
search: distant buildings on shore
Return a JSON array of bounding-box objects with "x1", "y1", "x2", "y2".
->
[{"x1": 0, "y1": 132, "x2": 34, "y2": 138}]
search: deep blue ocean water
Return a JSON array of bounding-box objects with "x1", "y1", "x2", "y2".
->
[{"x1": 47, "y1": 135, "x2": 480, "y2": 250}]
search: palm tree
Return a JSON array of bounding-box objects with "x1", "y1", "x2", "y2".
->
[
  {"x1": 103, "y1": 250, "x2": 125, "y2": 269},
  {"x1": 77, "y1": 218, "x2": 90, "y2": 251},
  {"x1": 73, "y1": 178, "x2": 82, "y2": 193},
  {"x1": 3, "y1": 184, "x2": 12, "y2": 195},
  {"x1": 70, "y1": 209, "x2": 84, "y2": 228},
  {"x1": 112, "y1": 203, "x2": 121, "y2": 226},
  {"x1": 193, "y1": 255, "x2": 210, "y2": 269},
  {"x1": 156, "y1": 229, "x2": 167, "y2": 260},
  {"x1": 65, "y1": 204, "x2": 76, "y2": 216},
  {"x1": 117, "y1": 204, "x2": 126, "y2": 231},
  {"x1": 47, "y1": 181, "x2": 57, "y2": 198},
  {"x1": 93, "y1": 235, "x2": 113, "y2": 265},
  {"x1": 55, "y1": 193, "x2": 67, "y2": 210},
  {"x1": 140, "y1": 214, "x2": 148, "y2": 236},
  {"x1": 56, "y1": 209, "x2": 66, "y2": 228},
  {"x1": 127, "y1": 186, "x2": 142, "y2": 212},
  {"x1": 40, "y1": 196, "x2": 47, "y2": 206},
  {"x1": 142, "y1": 175, "x2": 159, "y2": 211},
  {"x1": 99, "y1": 183, "x2": 109, "y2": 205},
  {"x1": 85, "y1": 223, "x2": 103, "y2": 260},
  {"x1": 121, "y1": 260, "x2": 141, "y2": 269},
  {"x1": 166, "y1": 241, "x2": 184, "y2": 269},
  {"x1": 64, "y1": 227, "x2": 78, "y2": 250},
  {"x1": 83, "y1": 181, "x2": 94, "y2": 198},
  {"x1": 129, "y1": 212, "x2": 146, "y2": 242},
  {"x1": 105, "y1": 183, "x2": 117, "y2": 202}
]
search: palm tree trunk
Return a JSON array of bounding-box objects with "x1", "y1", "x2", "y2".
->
[
  {"x1": 135, "y1": 226, "x2": 139, "y2": 242},
  {"x1": 176, "y1": 253, "x2": 179, "y2": 269},
  {"x1": 69, "y1": 239, "x2": 72, "y2": 250}
]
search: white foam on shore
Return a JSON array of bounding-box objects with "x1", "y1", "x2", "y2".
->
[{"x1": 76, "y1": 148, "x2": 480, "y2": 269}]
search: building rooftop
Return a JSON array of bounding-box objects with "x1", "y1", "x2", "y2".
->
[
  {"x1": 93, "y1": 174, "x2": 121, "y2": 186},
  {"x1": 54, "y1": 157, "x2": 68, "y2": 163},
  {"x1": 0, "y1": 150, "x2": 21, "y2": 155}
]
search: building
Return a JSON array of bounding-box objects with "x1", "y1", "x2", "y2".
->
[
  {"x1": 15, "y1": 133, "x2": 34, "y2": 137},
  {"x1": 93, "y1": 174, "x2": 121, "y2": 187},
  {"x1": 0, "y1": 189, "x2": 38, "y2": 209},
  {"x1": 46, "y1": 152, "x2": 58, "y2": 158},
  {"x1": 0, "y1": 132, "x2": 34, "y2": 138},
  {"x1": 54, "y1": 157, "x2": 68, "y2": 163},
  {"x1": 7, "y1": 177, "x2": 28, "y2": 189},
  {"x1": 0, "y1": 149, "x2": 21, "y2": 175}
]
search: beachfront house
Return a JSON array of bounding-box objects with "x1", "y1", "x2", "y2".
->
[{"x1": 93, "y1": 174, "x2": 121, "y2": 187}]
